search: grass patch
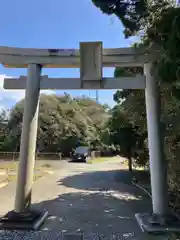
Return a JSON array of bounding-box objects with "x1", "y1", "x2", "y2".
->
[
  {"x1": 0, "y1": 161, "x2": 19, "y2": 171},
  {"x1": 88, "y1": 156, "x2": 120, "y2": 164},
  {"x1": 0, "y1": 161, "x2": 52, "y2": 171},
  {"x1": 0, "y1": 160, "x2": 53, "y2": 185},
  {"x1": 123, "y1": 159, "x2": 147, "y2": 171},
  {"x1": 40, "y1": 164, "x2": 52, "y2": 168},
  {"x1": 6, "y1": 172, "x2": 46, "y2": 183}
]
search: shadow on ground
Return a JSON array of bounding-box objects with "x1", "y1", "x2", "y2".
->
[
  {"x1": 34, "y1": 192, "x2": 147, "y2": 238},
  {"x1": 0, "y1": 169, "x2": 156, "y2": 239},
  {"x1": 59, "y1": 169, "x2": 150, "y2": 198},
  {"x1": 32, "y1": 169, "x2": 152, "y2": 237}
]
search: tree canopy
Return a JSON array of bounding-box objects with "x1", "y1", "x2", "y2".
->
[
  {"x1": 92, "y1": 0, "x2": 148, "y2": 37},
  {"x1": 0, "y1": 94, "x2": 109, "y2": 156}
]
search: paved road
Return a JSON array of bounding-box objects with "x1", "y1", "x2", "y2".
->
[{"x1": 0, "y1": 160, "x2": 170, "y2": 239}]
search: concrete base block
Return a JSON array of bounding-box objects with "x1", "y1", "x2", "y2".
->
[
  {"x1": 0, "y1": 210, "x2": 48, "y2": 230},
  {"x1": 135, "y1": 212, "x2": 180, "y2": 234}
]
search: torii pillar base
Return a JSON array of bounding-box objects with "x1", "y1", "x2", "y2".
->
[
  {"x1": 135, "y1": 212, "x2": 180, "y2": 234},
  {"x1": 0, "y1": 210, "x2": 48, "y2": 230}
]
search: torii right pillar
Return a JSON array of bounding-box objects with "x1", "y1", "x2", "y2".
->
[{"x1": 135, "y1": 62, "x2": 180, "y2": 234}]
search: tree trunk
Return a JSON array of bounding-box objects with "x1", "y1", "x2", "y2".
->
[
  {"x1": 126, "y1": 148, "x2": 132, "y2": 172},
  {"x1": 128, "y1": 154, "x2": 132, "y2": 172}
]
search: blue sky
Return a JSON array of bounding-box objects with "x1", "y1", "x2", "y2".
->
[{"x1": 0, "y1": 0, "x2": 135, "y2": 110}]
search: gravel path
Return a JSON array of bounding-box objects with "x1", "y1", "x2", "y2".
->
[{"x1": 0, "y1": 160, "x2": 167, "y2": 239}]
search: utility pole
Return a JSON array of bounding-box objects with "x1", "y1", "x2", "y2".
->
[
  {"x1": 88, "y1": 90, "x2": 99, "y2": 103},
  {"x1": 95, "y1": 90, "x2": 99, "y2": 103}
]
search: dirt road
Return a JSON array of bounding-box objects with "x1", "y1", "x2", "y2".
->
[{"x1": 0, "y1": 160, "x2": 167, "y2": 239}]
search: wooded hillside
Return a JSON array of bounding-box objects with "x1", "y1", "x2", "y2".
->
[{"x1": 0, "y1": 94, "x2": 109, "y2": 157}]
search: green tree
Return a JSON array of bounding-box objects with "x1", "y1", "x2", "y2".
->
[
  {"x1": 92, "y1": 0, "x2": 148, "y2": 37},
  {"x1": 4, "y1": 94, "x2": 109, "y2": 156},
  {"x1": 0, "y1": 110, "x2": 9, "y2": 151},
  {"x1": 108, "y1": 105, "x2": 136, "y2": 171}
]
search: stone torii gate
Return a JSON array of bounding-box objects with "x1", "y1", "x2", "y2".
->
[{"x1": 0, "y1": 42, "x2": 179, "y2": 234}]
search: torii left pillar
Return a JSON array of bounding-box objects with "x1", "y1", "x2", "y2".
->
[{"x1": 0, "y1": 64, "x2": 48, "y2": 230}]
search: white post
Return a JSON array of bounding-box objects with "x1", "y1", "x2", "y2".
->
[
  {"x1": 14, "y1": 64, "x2": 41, "y2": 213},
  {"x1": 144, "y1": 62, "x2": 168, "y2": 216}
]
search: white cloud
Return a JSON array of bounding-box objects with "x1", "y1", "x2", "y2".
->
[
  {"x1": 0, "y1": 74, "x2": 24, "y2": 102},
  {"x1": 0, "y1": 104, "x2": 5, "y2": 111},
  {"x1": 0, "y1": 74, "x2": 55, "y2": 110}
]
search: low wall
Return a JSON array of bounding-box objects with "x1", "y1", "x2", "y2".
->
[
  {"x1": 0, "y1": 152, "x2": 62, "y2": 161},
  {"x1": 90, "y1": 151, "x2": 101, "y2": 158}
]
